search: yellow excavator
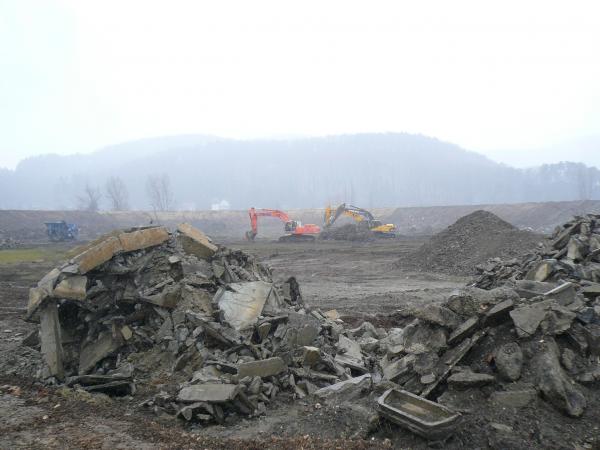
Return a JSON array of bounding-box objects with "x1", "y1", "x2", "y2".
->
[{"x1": 324, "y1": 203, "x2": 396, "y2": 237}]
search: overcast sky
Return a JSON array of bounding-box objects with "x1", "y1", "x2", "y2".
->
[{"x1": 1, "y1": 0, "x2": 599, "y2": 169}]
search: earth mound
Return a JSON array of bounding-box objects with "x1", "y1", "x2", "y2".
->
[
  {"x1": 319, "y1": 224, "x2": 374, "y2": 242},
  {"x1": 401, "y1": 210, "x2": 542, "y2": 275}
]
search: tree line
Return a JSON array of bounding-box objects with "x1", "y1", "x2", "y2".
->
[{"x1": 78, "y1": 174, "x2": 174, "y2": 212}]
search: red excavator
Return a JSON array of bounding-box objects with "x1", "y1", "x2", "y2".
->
[{"x1": 246, "y1": 208, "x2": 321, "y2": 242}]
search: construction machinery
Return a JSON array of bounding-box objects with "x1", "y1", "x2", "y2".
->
[
  {"x1": 44, "y1": 221, "x2": 79, "y2": 241},
  {"x1": 324, "y1": 203, "x2": 396, "y2": 237},
  {"x1": 246, "y1": 208, "x2": 321, "y2": 242}
]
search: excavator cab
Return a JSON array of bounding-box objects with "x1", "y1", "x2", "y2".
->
[{"x1": 284, "y1": 220, "x2": 300, "y2": 232}]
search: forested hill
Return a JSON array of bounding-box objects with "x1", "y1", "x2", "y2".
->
[{"x1": 1, "y1": 133, "x2": 599, "y2": 210}]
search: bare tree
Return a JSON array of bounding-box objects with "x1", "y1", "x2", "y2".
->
[
  {"x1": 105, "y1": 176, "x2": 129, "y2": 210},
  {"x1": 77, "y1": 183, "x2": 102, "y2": 211},
  {"x1": 146, "y1": 173, "x2": 174, "y2": 212}
]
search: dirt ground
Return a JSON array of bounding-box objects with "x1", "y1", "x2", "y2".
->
[{"x1": 1, "y1": 237, "x2": 599, "y2": 449}]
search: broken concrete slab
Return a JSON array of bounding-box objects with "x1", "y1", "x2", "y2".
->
[
  {"x1": 383, "y1": 354, "x2": 416, "y2": 383},
  {"x1": 238, "y1": 357, "x2": 287, "y2": 378},
  {"x1": 216, "y1": 281, "x2": 273, "y2": 331},
  {"x1": 26, "y1": 269, "x2": 63, "y2": 318},
  {"x1": 494, "y1": 342, "x2": 523, "y2": 381},
  {"x1": 39, "y1": 300, "x2": 64, "y2": 380},
  {"x1": 335, "y1": 335, "x2": 366, "y2": 372},
  {"x1": 177, "y1": 223, "x2": 218, "y2": 260},
  {"x1": 27, "y1": 287, "x2": 49, "y2": 319},
  {"x1": 525, "y1": 260, "x2": 556, "y2": 282},
  {"x1": 581, "y1": 282, "x2": 600, "y2": 299},
  {"x1": 447, "y1": 371, "x2": 495, "y2": 389},
  {"x1": 140, "y1": 283, "x2": 182, "y2": 309},
  {"x1": 483, "y1": 299, "x2": 514, "y2": 326},
  {"x1": 78, "y1": 330, "x2": 123, "y2": 375},
  {"x1": 118, "y1": 226, "x2": 169, "y2": 252},
  {"x1": 544, "y1": 282, "x2": 577, "y2": 306},
  {"x1": 447, "y1": 317, "x2": 479, "y2": 346},
  {"x1": 446, "y1": 287, "x2": 519, "y2": 317},
  {"x1": 53, "y1": 275, "x2": 87, "y2": 301},
  {"x1": 314, "y1": 374, "x2": 372, "y2": 402},
  {"x1": 515, "y1": 280, "x2": 557, "y2": 299},
  {"x1": 177, "y1": 384, "x2": 239, "y2": 403},
  {"x1": 72, "y1": 236, "x2": 123, "y2": 274},
  {"x1": 402, "y1": 320, "x2": 447, "y2": 355},
  {"x1": 510, "y1": 302, "x2": 550, "y2": 338},
  {"x1": 532, "y1": 339, "x2": 586, "y2": 417},
  {"x1": 421, "y1": 330, "x2": 485, "y2": 398},
  {"x1": 411, "y1": 304, "x2": 460, "y2": 329}
]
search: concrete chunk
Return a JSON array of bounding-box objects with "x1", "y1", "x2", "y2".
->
[
  {"x1": 533, "y1": 339, "x2": 586, "y2": 417},
  {"x1": 118, "y1": 226, "x2": 169, "y2": 252},
  {"x1": 216, "y1": 281, "x2": 272, "y2": 331},
  {"x1": 314, "y1": 374, "x2": 372, "y2": 402},
  {"x1": 335, "y1": 335, "x2": 366, "y2": 371},
  {"x1": 302, "y1": 346, "x2": 321, "y2": 367},
  {"x1": 27, "y1": 269, "x2": 61, "y2": 318},
  {"x1": 177, "y1": 223, "x2": 217, "y2": 259},
  {"x1": 447, "y1": 371, "x2": 495, "y2": 389},
  {"x1": 140, "y1": 283, "x2": 181, "y2": 309},
  {"x1": 73, "y1": 236, "x2": 123, "y2": 274},
  {"x1": 27, "y1": 287, "x2": 49, "y2": 319},
  {"x1": 39, "y1": 301, "x2": 64, "y2": 380},
  {"x1": 494, "y1": 342, "x2": 523, "y2": 381},
  {"x1": 53, "y1": 275, "x2": 87, "y2": 301},
  {"x1": 177, "y1": 384, "x2": 239, "y2": 403},
  {"x1": 79, "y1": 330, "x2": 123, "y2": 374},
  {"x1": 525, "y1": 260, "x2": 556, "y2": 282},
  {"x1": 238, "y1": 357, "x2": 287, "y2": 378},
  {"x1": 544, "y1": 282, "x2": 577, "y2": 306},
  {"x1": 448, "y1": 317, "x2": 479, "y2": 345},
  {"x1": 510, "y1": 302, "x2": 549, "y2": 338},
  {"x1": 484, "y1": 299, "x2": 514, "y2": 326}
]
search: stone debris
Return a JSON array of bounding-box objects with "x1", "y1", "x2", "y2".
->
[
  {"x1": 21, "y1": 213, "x2": 600, "y2": 440},
  {"x1": 24, "y1": 224, "x2": 390, "y2": 425}
]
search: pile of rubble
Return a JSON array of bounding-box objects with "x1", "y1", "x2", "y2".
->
[
  {"x1": 401, "y1": 210, "x2": 542, "y2": 275},
  {"x1": 475, "y1": 213, "x2": 600, "y2": 289},
  {"x1": 24, "y1": 216, "x2": 600, "y2": 443},
  {"x1": 25, "y1": 224, "x2": 385, "y2": 425}
]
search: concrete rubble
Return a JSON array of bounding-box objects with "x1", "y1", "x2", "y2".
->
[
  {"x1": 21, "y1": 214, "x2": 600, "y2": 441},
  {"x1": 23, "y1": 223, "x2": 401, "y2": 426}
]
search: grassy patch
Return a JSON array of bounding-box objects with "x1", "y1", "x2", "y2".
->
[{"x1": 0, "y1": 247, "x2": 67, "y2": 265}]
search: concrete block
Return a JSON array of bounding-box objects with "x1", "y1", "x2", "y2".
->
[
  {"x1": 177, "y1": 384, "x2": 239, "y2": 403},
  {"x1": 177, "y1": 223, "x2": 217, "y2": 259},
  {"x1": 79, "y1": 330, "x2": 123, "y2": 374},
  {"x1": 314, "y1": 374, "x2": 372, "y2": 402},
  {"x1": 216, "y1": 281, "x2": 272, "y2": 331},
  {"x1": 118, "y1": 226, "x2": 169, "y2": 252},
  {"x1": 238, "y1": 357, "x2": 287, "y2": 378},
  {"x1": 73, "y1": 236, "x2": 123, "y2": 274},
  {"x1": 39, "y1": 300, "x2": 64, "y2": 380},
  {"x1": 53, "y1": 275, "x2": 87, "y2": 301},
  {"x1": 302, "y1": 346, "x2": 321, "y2": 367}
]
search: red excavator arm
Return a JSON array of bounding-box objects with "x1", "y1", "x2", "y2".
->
[{"x1": 246, "y1": 207, "x2": 321, "y2": 241}]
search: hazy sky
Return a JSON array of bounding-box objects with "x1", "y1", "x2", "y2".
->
[{"x1": 1, "y1": 0, "x2": 599, "y2": 169}]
